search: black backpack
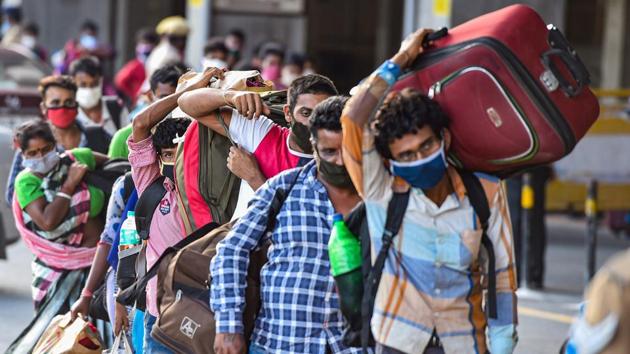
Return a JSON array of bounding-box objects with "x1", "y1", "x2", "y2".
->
[
  {"x1": 343, "y1": 170, "x2": 498, "y2": 352},
  {"x1": 103, "y1": 96, "x2": 125, "y2": 130}
]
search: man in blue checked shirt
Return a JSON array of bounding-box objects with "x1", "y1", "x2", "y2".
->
[{"x1": 211, "y1": 95, "x2": 363, "y2": 354}]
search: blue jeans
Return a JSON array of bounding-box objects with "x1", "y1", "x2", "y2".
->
[{"x1": 143, "y1": 314, "x2": 173, "y2": 353}]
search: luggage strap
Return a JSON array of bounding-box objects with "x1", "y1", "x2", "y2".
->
[
  {"x1": 361, "y1": 190, "x2": 410, "y2": 353},
  {"x1": 116, "y1": 166, "x2": 305, "y2": 308},
  {"x1": 135, "y1": 176, "x2": 167, "y2": 240},
  {"x1": 458, "y1": 170, "x2": 497, "y2": 319}
]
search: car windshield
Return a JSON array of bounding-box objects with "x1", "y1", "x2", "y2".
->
[{"x1": 0, "y1": 48, "x2": 50, "y2": 90}]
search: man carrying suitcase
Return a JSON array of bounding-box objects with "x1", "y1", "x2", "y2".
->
[{"x1": 341, "y1": 29, "x2": 518, "y2": 354}]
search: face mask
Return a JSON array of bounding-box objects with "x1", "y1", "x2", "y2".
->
[
  {"x1": 21, "y1": 35, "x2": 37, "y2": 49},
  {"x1": 22, "y1": 150, "x2": 60, "y2": 175},
  {"x1": 79, "y1": 34, "x2": 98, "y2": 50},
  {"x1": 281, "y1": 68, "x2": 299, "y2": 87},
  {"x1": 316, "y1": 152, "x2": 354, "y2": 189},
  {"x1": 201, "y1": 57, "x2": 228, "y2": 70},
  {"x1": 389, "y1": 141, "x2": 448, "y2": 190},
  {"x1": 76, "y1": 85, "x2": 102, "y2": 109},
  {"x1": 290, "y1": 119, "x2": 313, "y2": 154},
  {"x1": 136, "y1": 43, "x2": 153, "y2": 63},
  {"x1": 160, "y1": 160, "x2": 175, "y2": 181},
  {"x1": 1, "y1": 22, "x2": 10, "y2": 36},
  {"x1": 262, "y1": 65, "x2": 281, "y2": 81},
  {"x1": 47, "y1": 107, "x2": 78, "y2": 129}
]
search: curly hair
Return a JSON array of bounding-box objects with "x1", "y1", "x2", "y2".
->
[
  {"x1": 152, "y1": 118, "x2": 191, "y2": 152},
  {"x1": 38, "y1": 75, "x2": 77, "y2": 98},
  {"x1": 288, "y1": 74, "x2": 338, "y2": 114},
  {"x1": 14, "y1": 119, "x2": 56, "y2": 151},
  {"x1": 309, "y1": 95, "x2": 349, "y2": 140},
  {"x1": 373, "y1": 88, "x2": 450, "y2": 160}
]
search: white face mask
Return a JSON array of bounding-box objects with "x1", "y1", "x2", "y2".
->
[
  {"x1": 21, "y1": 35, "x2": 37, "y2": 49},
  {"x1": 201, "y1": 57, "x2": 228, "y2": 70},
  {"x1": 76, "y1": 85, "x2": 102, "y2": 109},
  {"x1": 22, "y1": 150, "x2": 60, "y2": 175}
]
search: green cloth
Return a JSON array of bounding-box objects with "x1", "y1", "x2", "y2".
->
[
  {"x1": 108, "y1": 124, "x2": 132, "y2": 159},
  {"x1": 15, "y1": 148, "x2": 105, "y2": 217}
]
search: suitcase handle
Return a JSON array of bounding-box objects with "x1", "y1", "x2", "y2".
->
[
  {"x1": 541, "y1": 26, "x2": 590, "y2": 97},
  {"x1": 423, "y1": 27, "x2": 448, "y2": 47}
]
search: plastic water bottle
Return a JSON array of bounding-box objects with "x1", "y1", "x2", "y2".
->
[
  {"x1": 328, "y1": 213, "x2": 363, "y2": 331},
  {"x1": 119, "y1": 211, "x2": 140, "y2": 251}
]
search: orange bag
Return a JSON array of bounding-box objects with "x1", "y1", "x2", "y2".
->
[{"x1": 32, "y1": 313, "x2": 102, "y2": 354}]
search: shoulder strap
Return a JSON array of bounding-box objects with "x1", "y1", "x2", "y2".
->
[
  {"x1": 215, "y1": 110, "x2": 235, "y2": 146},
  {"x1": 116, "y1": 221, "x2": 219, "y2": 307},
  {"x1": 458, "y1": 170, "x2": 497, "y2": 319},
  {"x1": 104, "y1": 97, "x2": 123, "y2": 129},
  {"x1": 123, "y1": 172, "x2": 135, "y2": 204},
  {"x1": 265, "y1": 167, "x2": 303, "y2": 232},
  {"x1": 361, "y1": 190, "x2": 410, "y2": 352},
  {"x1": 84, "y1": 126, "x2": 111, "y2": 154},
  {"x1": 134, "y1": 176, "x2": 167, "y2": 240}
]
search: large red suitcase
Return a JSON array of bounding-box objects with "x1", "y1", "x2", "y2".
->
[{"x1": 391, "y1": 4, "x2": 599, "y2": 177}]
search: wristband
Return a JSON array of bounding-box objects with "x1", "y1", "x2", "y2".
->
[
  {"x1": 81, "y1": 288, "x2": 93, "y2": 298},
  {"x1": 375, "y1": 60, "x2": 402, "y2": 86},
  {"x1": 56, "y1": 192, "x2": 72, "y2": 201}
]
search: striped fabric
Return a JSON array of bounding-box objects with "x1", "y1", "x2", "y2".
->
[
  {"x1": 23, "y1": 155, "x2": 91, "y2": 243},
  {"x1": 340, "y1": 71, "x2": 518, "y2": 354}
]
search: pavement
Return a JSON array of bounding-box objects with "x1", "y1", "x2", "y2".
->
[{"x1": 1, "y1": 214, "x2": 629, "y2": 353}]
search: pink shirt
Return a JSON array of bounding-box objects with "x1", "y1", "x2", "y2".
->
[{"x1": 128, "y1": 136, "x2": 185, "y2": 317}]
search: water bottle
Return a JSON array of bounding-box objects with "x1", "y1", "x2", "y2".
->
[
  {"x1": 119, "y1": 211, "x2": 140, "y2": 251},
  {"x1": 328, "y1": 213, "x2": 363, "y2": 333}
]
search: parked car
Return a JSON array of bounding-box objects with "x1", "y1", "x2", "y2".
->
[{"x1": 0, "y1": 45, "x2": 52, "y2": 259}]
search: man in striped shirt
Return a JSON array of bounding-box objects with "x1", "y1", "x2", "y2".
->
[{"x1": 341, "y1": 29, "x2": 518, "y2": 354}]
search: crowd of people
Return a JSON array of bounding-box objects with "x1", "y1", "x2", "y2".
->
[{"x1": 0, "y1": 5, "x2": 518, "y2": 353}]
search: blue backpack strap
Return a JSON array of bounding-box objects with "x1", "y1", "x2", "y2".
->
[{"x1": 107, "y1": 189, "x2": 139, "y2": 269}]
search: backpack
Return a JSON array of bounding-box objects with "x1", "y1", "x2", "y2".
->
[
  {"x1": 103, "y1": 96, "x2": 125, "y2": 130},
  {"x1": 117, "y1": 167, "x2": 303, "y2": 353},
  {"x1": 175, "y1": 119, "x2": 241, "y2": 233},
  {"x1": 83, "y1": 126, "x2": 112, "y2": 154},
  {"x1": 342, "y1": 170, "x2": 497, "y2": 352}
]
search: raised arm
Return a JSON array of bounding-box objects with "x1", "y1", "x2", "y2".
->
[
  {"x1": 132, "y1": 68, "x2": 224, "y2": 142},
  {"x1": 178, "y1": 89, "x2": 270, "y2": 137},
  {"x1": 341, "y1": 29, "x2": 433, "y2": 197}
]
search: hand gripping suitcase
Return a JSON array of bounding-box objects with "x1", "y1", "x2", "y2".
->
[{"x1": 392, "y1": 4, "x2": 599, "y2": 177}]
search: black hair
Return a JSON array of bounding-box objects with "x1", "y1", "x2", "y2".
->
[
  {"x1": 203, "y1": 37, "x2": 228, "y2": 56},
  {"x1": 23, "y1": 22, "x2": 39, "y2": 36},
  {"x1": 285, "y1": 52, "x2": 305, "y2": 70},
  {"x1": 14, "y1": 119, "x2": 56, "y2": 151},
  {"x1": 373, "y1": 88, "x2": 450, "y2": 160},
  {"x1": 152, "y1": 118, "x2": 191, "y2": 151},
  {"x1": 136, "y1": 27, "x2": 158, "y2": 45},
  {"x1": 227, "y1": 29, "x2": 245, "y2": 42},
  {"x1": 309, "y1": 95, "x2": 349, "y2": 140},
  {"x1": 149, "y1": 64, "x2": 185, "y2": 93},
  {"x1": 38, "y1": 75, "x2": 77, "y2": 98},
  {"x1": 3, "y1": 7, "x2": 22, "y2": 23},
  {"x1": 69, "y1": 56, "x2": 102, "y2": 78},
  {"x1": 288, "y1": 74, "x2": 338, "y2": 114},
  {"x1": 258, "y1": 42, "x2": 285, "y2": 61},
  {"x1": 80, "y1": 20, "x2": 98, "y2": 33}
]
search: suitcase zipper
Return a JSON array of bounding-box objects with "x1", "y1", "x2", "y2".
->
[
  {"x1": 407, "y1": 37, "x2": 576, "y2": 153},
  {"x1": 428, "y1": 66, "x2": 539, "y2": 164}
]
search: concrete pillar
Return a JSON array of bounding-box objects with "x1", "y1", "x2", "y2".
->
[
  {"x1": 600, "y1": 0, "x2": 627, "y2": 89},
  {"x1": 114, "y1": 0, "x2": 129, "y2": 71},
  {"x1": 185, "y1": 0, "x2": 211, "y2": 71},
  {"x1": 403, "y1": 0, "x2": 452, "y2": 40}
]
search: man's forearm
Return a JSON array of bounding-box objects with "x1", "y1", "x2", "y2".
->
[
  {"x1": 132, "y1": 91, "x2": 187, "y2": 141},
  {"x1": 178, "y1": 88, "x2": 228, "y2": 119}
]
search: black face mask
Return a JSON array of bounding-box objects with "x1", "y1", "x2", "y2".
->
[
  {"x1": 317, "y1": 155, "x2": 355, "y2": 189},
  {"x1": 290, "y1": 120, "x2": 314, "y2": 154},
  {"x1": 160, "y1": 162, "x2": 175, "y2": 181}
]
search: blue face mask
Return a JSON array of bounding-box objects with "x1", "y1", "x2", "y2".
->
[{"x1": 389, "y1": 141, "x2": 447, "y2": 190}]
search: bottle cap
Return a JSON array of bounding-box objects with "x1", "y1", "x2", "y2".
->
[
  {"x1": 332, "y1": 213, "x2": 343, "y2": 223},
  {"x1": 127, "y1": 211, "x2": 135, "y2": 218}
]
